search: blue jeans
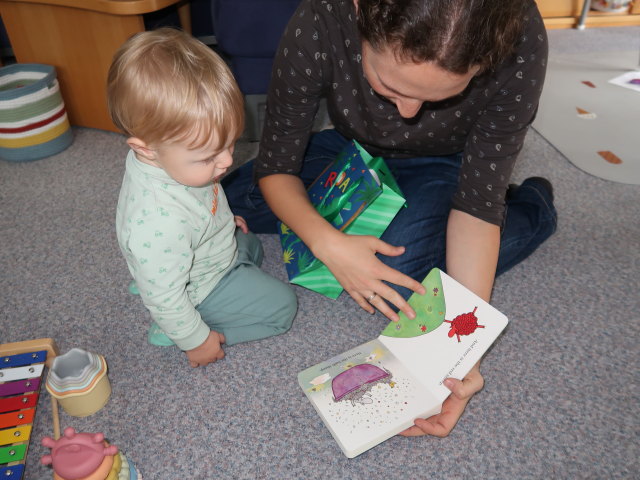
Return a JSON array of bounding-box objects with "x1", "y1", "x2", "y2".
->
[{"x1": 223, "y1": 129, "x2": 557, "y2": 299}]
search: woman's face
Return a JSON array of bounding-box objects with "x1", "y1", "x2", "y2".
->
[{"x1": 361, "y1": 41, "x2": 480, "y2": 119}]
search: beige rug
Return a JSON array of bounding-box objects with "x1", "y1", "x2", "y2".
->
[{"x1": 533, "y1": 50, "x2": 640, "y2": 185}]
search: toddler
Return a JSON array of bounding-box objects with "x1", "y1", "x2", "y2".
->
[{"x1": 107, "y1": 28, "x2": 297, "y2": 367}]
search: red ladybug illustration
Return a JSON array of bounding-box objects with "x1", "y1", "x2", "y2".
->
[{"x1": 444, "y1": 307, "x2": 484, "y2": 342}]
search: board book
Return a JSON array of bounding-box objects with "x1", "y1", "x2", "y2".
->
[{"x1": 297, "y1": 268, "x2": 509, "y2": 458}]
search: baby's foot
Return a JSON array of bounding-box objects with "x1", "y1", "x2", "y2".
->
[
  {"x1": 147, "y1": 323, "x2": 174, "y2": 347},
  {"x1": 128, "y1": 280, "x2": 139, "y2": 295}
]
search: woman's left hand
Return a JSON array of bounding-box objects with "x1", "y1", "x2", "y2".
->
[{"x1": 399, "y1": 363, "x2": 484, "y2": 437}]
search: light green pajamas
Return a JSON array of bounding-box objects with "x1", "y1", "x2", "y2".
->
[
  {"x1": 196, "y1": 229, "x2": 296, "y2": 345},
  {"x1": 116, "y1": 150, "x2": 296, "y2": 351}
]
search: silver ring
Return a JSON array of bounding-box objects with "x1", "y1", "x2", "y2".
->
[{"x1": 367, "y1": 292, "x2": 377, "y2": 302}]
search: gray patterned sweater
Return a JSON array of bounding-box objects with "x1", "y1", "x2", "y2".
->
[{"x1": 255, "y1": 0, "x2": 548, "y2": 226}]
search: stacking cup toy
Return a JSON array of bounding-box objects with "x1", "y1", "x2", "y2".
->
[{"x1": 45, "y1": 349, "x2": 111, "y2": 417}]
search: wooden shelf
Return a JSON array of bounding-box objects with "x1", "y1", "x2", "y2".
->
[
  {"x1": 537, "y1": 0, "x2": 640, "y2": 29},
  {"x1": 0, "y1": 0, "x2": 182, "y2": 15}
]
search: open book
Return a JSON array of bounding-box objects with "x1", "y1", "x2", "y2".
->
[{"x1": 297, "y1": 268, "x2": 509, "y2": 458}]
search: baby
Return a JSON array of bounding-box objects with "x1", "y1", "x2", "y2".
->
[{"x1": 107, "y1": 28, "x2": 297, "y2": 367}]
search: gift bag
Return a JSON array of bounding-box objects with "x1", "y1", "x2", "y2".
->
[{"x1": 279, "y1": 140, "x2": 406, "y2": 298}]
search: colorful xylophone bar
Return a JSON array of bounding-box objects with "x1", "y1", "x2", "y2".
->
[{"x1": 0, "y1": 339, "x2": 59, "y2": 480}]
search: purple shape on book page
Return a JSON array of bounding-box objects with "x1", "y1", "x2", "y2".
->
[{"x1": 332, "y1": 364, "x2": 391, "y2": 404}]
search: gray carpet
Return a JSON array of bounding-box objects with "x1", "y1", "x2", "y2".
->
[{"x1": 1, "y1": 26, "x2": 639, "y2": 480}]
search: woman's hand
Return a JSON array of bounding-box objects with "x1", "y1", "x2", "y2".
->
[
  {"x1": 258, "y1": 174, "x2": 424, "y2": 321},
  {"x1": 399, "y1": 363, "x2": 485, "y2": 437},
  {"x1": 314, "y1": 232, "x2": 425, "y2": 321}
]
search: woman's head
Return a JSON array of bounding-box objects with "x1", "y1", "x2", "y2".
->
[{"x1": 356, "y1": 0, "x2": 527, "y2": 74}]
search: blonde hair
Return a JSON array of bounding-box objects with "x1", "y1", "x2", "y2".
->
[{"x1": 107, "y1": 27, "x2": 244, "y2": 149}]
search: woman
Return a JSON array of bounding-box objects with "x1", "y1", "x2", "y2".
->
[{"x1": 224, "y1": 0, "x2": 557, "y2": 436}]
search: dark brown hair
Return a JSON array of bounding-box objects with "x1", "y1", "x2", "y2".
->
[{"x1": 356, "y1": 0, "x2": 528, "y2": 73}]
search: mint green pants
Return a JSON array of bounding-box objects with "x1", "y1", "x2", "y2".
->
[{"x1": 195, "y1": 230, "x2": 297, "y2": 346}]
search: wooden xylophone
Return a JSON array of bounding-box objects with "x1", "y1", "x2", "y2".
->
[{"x1": 0, "y1": 339, "x2": 60, "y2": 480}]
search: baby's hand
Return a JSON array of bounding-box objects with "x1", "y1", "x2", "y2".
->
[
  {"x1": 234, "y1": 215, "x2": 249, "y2": 234},
  {"x1": 185, "y1": 331, "x2": 225, "y2": 367}
]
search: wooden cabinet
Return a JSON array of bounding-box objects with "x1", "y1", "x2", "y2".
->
[
  {"x1": 537, "y1": 0, "x2": 640, "y2": 28},
  {"x1": 537, "y1": 0, "x2": 584, "y2": 17},
  {"x1": 0, "y1": 0, "x2": 191, "y2": 132}
]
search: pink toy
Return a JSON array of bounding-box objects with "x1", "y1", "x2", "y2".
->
[{"x1": 41, "y1": 427, "x2": 118, "y2": 480}]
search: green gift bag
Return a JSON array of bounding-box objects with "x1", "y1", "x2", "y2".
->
[{"x1": 279, "y1": 140, "x2": 406, "y2": 298}]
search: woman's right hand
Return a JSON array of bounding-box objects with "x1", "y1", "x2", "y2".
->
[{"x1": 313, "y1": 231, "x2": 425, "y2": 321}]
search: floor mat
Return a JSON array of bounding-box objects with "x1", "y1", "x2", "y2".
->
[{"x1": 533, "y1": 50, "x2": 640, "y2": 184}]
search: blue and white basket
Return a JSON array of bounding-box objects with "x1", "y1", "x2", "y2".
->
[{"x1": 0, "y1": 63, "x2": 73, "y2": 162}]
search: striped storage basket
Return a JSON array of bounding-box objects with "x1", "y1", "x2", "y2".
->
[{"x1": 0, "y1": 64, "x2": 73, "y2": 162}]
